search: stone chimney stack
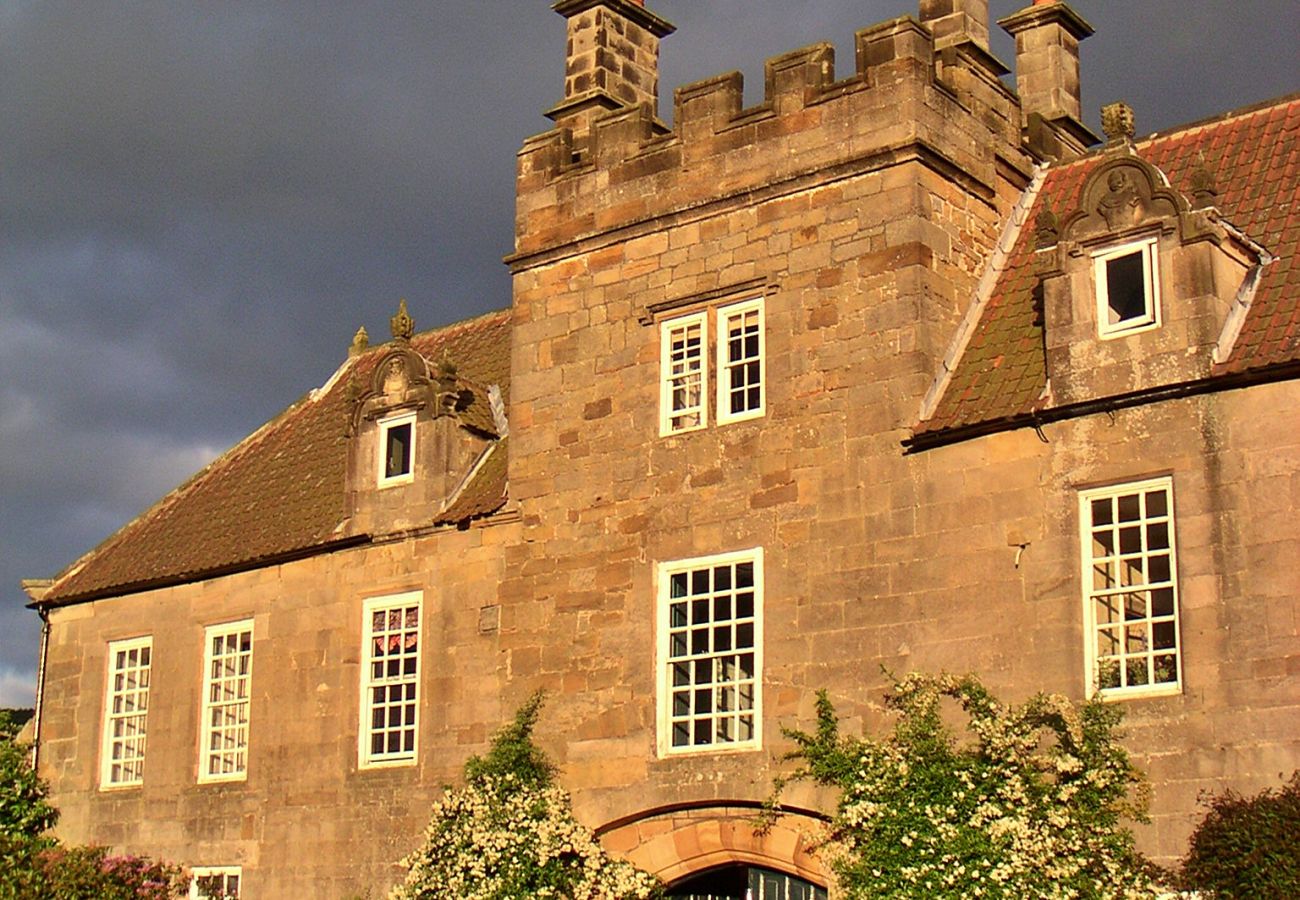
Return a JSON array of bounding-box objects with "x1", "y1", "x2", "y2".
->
[
  {"x1": 998, "y1": 0, "x2": 1099, "y2": 159},
  {"x1": 919, "y1": 0, "x2": 991, "y2": 51},
  {"x1": 547, "y1": 0, "x2": 675, "y2": 139}
]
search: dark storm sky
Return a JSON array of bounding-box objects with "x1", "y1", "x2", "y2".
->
[{"x1": 1, "y1": 0, "x2": 1296, "y2": 704}]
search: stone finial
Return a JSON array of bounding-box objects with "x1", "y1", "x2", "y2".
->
[
  {"x1": 349, "y1": 326, "x2": 370, "y2": 358},
  {"x1": 1035, "y1": 207, "x2": 1060, "y2": 249},
  {"x1": 436, "y1": 351, "x2": 458, "y2": 387},
  {"x1": 436, "y1": 352, "x2": 460, "y2": 413},
  {"x1": 1102, "y1": 101, "x2": 1135, "y2": 146},
  {"x1": 389, "y1": 299, "x2": 414, "y2": 342},
  {"x1": 1191, "y1": 152, "x2": 1219, "y2": 207}
]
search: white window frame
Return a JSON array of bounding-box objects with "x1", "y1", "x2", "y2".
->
[
  {"x1": 659, "y1": 312, "x2": 708, "y2": 436},
  {"x1": 100, "y1": 636, "x2": 152, "y2": 789},
  {"x1": 377, "y1": 411, "x2": 417, "y2": 488},
  {"x1": 1079, "y1": 477, "x2": 1182, "y2": 700},
  {"x1": 656, "y1": 548, "x2": 763, "y2": 757},
  {"x1": 1093, "y1": 236, "x2": 1161, "y2": 338},
  {"x1": 715, "y1": 297, "x2": 766, "y2": 425},
  {"x1": 197, "y1": 620, "x2": 253, "y2": 784},
  {"x1": 190, "y1": 866, "x2": 241, "y2": 899},
  {"x1": 359, "y1": 591, "x2": 422, "y2": 769}
]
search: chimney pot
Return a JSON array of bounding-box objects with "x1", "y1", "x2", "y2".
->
[
  {"x1": 920, "y1": 0, "x2": 991, "y2": 51},
  {"x1": 547, "y1": 1, "x2": 675, "y2": 138},
  {"x1": 999, "y1": 0, "x2": 1099, "y2": 158}
]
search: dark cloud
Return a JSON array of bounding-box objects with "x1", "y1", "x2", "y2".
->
[{"x1": 1, "y1": 0, "x2": 1294, "y2": 705}]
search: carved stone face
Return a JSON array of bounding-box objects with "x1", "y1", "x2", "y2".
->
[{"x1": 383, "y1": 357, "x2": 409, "y2": 400}]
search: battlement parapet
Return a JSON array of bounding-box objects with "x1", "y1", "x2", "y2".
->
[{"x1": 511, "y1": 15, "x2": 1030, "y2": 265}]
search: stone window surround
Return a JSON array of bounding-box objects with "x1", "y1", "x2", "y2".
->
[
  {"x1": 197, "y1": 619, "x2": 253, "y2": 784},
  {"x1": 656, "y1": 548, "x2": 764, "y2": 758},
  {"x1": 100, "y1": 635, "x2": 152, "y2": 790},
  {"x1": 1092, "y1": 234, "x2": 1162, "y2": 339},
  {"x1": 377, "y1": 410, "x2": 417, "y2": 488},
  {"x1": 1079, "y1": 476, "x2": 1182, "y2": 700},
  {"x1": 190, "y1": 866, "x2": 242, "y2": 899},
  {"x1": 358, "y1": 590, "x2": 423, "y2": 769},
  {"x1": 657, "y1": 296, "x2": 767, "y2": 437}
]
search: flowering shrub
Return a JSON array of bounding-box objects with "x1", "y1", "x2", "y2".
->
[
  {"x1": 1178, "y1": 771, "x2": 1300, "y2": 898},
  {"x1": 390, "y1": 692, "x2": 661, "y2": 900},
  {"x1": 768, "y1": 673, "x2": 1164, "y2": 899},
  {"x1": 15, "y1": 845, "x2": 188, "y2": 899}
]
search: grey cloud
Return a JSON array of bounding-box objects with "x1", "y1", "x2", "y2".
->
[{"x1": 1, "y1": 0, "x2": 1294, "y2": 705}]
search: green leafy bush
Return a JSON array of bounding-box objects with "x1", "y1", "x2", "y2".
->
[
  {"x1": 390, "y1": 692, "x2": 661, "y2": 900},
  {"x1": 1179, "y1": 771, "x2": 1300, "y2": 899},
  {"x1": 768, "y1": 673, "x2": 1164, "y2": 899}
]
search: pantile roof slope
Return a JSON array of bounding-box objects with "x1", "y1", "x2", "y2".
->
[
  {"x1": 920, "y1": 93, "x2": 1300, "y2": 437},
  {"x1": 43, "y1": 309, "x2": 512, "y2": 605}
]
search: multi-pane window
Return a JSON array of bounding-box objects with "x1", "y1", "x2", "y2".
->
[
  {"x1": 378, "y1": 412, "x2": 416, "y2": 487},
  {"x1": 360, "y1": 592, "x2": 422, "y2": 767},
  {"x1": 658, "y1": 549, "x2": 762, "y2": 754},
  {"x1": 660, "y1": 313, "x2": 707, "y2": 435},
  {"x1": 717, "y1": 299, "x2": 765, "y2": 424},
  {"x1": 1093, "y1": 237, "x2": 1160, "y2": 337},
  {"x1": 101, "y1": 637, "x2": 152, "y2": 788},
  {"x1": 190, "y1": 867, "x2": 241, "y2": 899},
  {"x1": 1080, "y1": 478, "x2": 1181, "y2": 697},
  {"x1": 199, "y1": 621, "x2": 253, "y2": 782},
  {"x1": 659, "y1": 298, "x2": 766, "y2": 436}
]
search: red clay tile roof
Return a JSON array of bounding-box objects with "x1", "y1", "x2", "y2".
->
[
  {"x1": 440, "y1": 436, "x2": 510, "y2": 524},
  {"x1": 43, "y1": 309, "x2": 512, "y2": 605},
  {"x1": 921, "y1": 93, "x2": 1300, "y2": 436}
]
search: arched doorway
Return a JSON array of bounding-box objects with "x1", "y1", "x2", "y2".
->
[{"x1": 667, "y1": 863, "x2": 828, "y2": 900}]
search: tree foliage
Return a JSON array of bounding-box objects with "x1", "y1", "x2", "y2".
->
[
  {"x1": 768, "y1": 673, "x2": 1163, "y2": 899},
  {"x1": 0, "y1": 711, "x2": 58, "y2": 843},
  {"x1": 1179, "y1": 771, "x2": 1300, "y2": 898},
  {"x1": 391, "y1": 692, "x2": 661, "y2": 900}
]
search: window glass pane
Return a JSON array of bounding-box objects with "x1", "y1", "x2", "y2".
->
[
  {"x1": 1106, "y1": 251, "x2": 1147, "y2": 323},
  {"x1": 1147, "y1": 522, "x2": 1169, "y2": 551},
  {"x1": 1145, "y1": 490, "x2": 1167, "y2": 517},
  {"x1": 1117, "y1": 494, "x2": 1141, "y2": 521},
  {"x1": 385, "y1": 422, "x2": 412, "y2": 478}
]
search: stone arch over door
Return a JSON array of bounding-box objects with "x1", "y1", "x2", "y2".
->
[{"x1": 596, "y1": 802, "x2": 831, "y2": 890}]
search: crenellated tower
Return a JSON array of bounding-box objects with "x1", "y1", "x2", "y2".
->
[{"x1": 500, "y1": 0, "x2": 1099, "y2": 829}]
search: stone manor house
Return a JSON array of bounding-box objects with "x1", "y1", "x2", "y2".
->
[{"x1": 22, "y1": 0, "x2": 1299, "y2": 896}]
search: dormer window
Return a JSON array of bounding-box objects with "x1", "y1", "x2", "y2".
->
[
  {"x1": 1093, "y1": 236, "x2": 1160, "y2": 338},
  {"x1": 378, "y1": 412, "x2": 416, "y2": 487}
]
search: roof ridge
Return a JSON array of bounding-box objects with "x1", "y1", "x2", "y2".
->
[
  {"x1": 1040, "y1": 92, "x2": 1300, "y2": 176},
  {"x1": 411, "y1": 306, "x2": 510, "y2": 343},
  {"x1": 1137, "y1": 91, "x2": 1300, "y2": 147}
]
